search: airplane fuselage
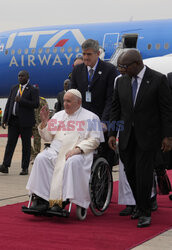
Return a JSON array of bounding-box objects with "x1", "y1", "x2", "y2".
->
[{"x1": 0, "y1": 19, "x2": 172, "y2": 97}]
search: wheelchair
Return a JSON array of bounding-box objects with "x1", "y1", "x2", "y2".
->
[{"x1": 22, "y1": 148, "x2": 113, "y2": 220}]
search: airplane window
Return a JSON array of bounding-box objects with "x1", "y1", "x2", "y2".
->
[
  {"x1": 147, "y1": 44, "x2": 152, "y2": 50},
  {"x1": 25, "y1": 49, "x2": 28, "y2": 54},
  {"x1": 18, "y1": 49, "x2": 22, "y2": 55},
  {"x1": 32, "y1": 49, "x2": 36, "y2": 54},
  {"x1": 60, "y1": 47, "x2": 65, "y2": 53},
  {"x1": 11, "y1": 49, "x2": 15, "y2": 55},
  {"x1": 5, "y1": 50, "x2": 8, "y2": 55},
  {"x1": 46, "y1": 48, "x2": 50, "y2": 54},
  {"x1": 38, "y1": 48, "x2": 43, "y2": 54},
  {"x1": 75, "y1": 47, "x2": 80, "y2": 53},
  {"x1": 164, "y1": 43, "x2": 169, "y2": 49},
  {"x1": 155, "y1": 43, "x2": 160, "y2": 50},
  {"x1": 53, "y1": 47, "x2": 57, "y2": 53},
  {"x1": 68, "y1": 47, "x2": 72, "y2": 53}
]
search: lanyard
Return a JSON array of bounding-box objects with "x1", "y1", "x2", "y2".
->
[{"x1": 19, "y1": 84, "x2": 24, "y2": 96}]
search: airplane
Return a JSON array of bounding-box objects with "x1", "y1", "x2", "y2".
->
[
  {"x1": 143, "y1": 54, "x2": 172, "y2": 75},
  {"x1": 0, "y1": 18, "x2": 172, "y2": 99}
]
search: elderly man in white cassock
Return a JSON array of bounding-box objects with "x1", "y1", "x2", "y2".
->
[{"x1": 26, "y1": 89, "x2": 104, "y2": 213}]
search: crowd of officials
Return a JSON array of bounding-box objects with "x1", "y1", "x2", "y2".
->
[{"x1": 0, "y1": 38, "x2": 172, "y2": 228}]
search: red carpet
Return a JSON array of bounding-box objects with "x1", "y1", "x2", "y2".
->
[
  {"x1": 0, "y1": 133, "x2": 7, "y2": 137},
  {"x1": 0, "y1": 173, "x2": 172, "y2": 250}
]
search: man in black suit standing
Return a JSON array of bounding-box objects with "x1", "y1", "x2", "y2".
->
[
  {"x1": 71, "y1": 39, "x2": 118, "y2": 167},
  {"x1": 167, "y1": 72, "x2": 172, "y2": 94},
  {"x1": 108, "y1": 50, "x2": 172, "y2": 227},
  {"x1": 54, "y1": 79, "x2": 70, "y2": 112},
  {"x1": 0, "y1": 70, "x2": 39, "y2": 175}
]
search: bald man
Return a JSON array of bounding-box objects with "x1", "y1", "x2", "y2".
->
[
  {"x1": 109, "y1": 50, "x2": 172, "y2": 227},
  {"x1": 26, "y1": 89, "x2": 104, "y2": 214}
]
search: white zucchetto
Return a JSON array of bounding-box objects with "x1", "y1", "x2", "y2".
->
[{"x1": 67, "y1": 89, "x2": 82, "y2": 99}]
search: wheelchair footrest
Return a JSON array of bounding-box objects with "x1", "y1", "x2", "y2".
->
[
  {"x1": 21, "y1": 206, "x2": 44, "y2": 216},
  {"x1": 45, "y1": 209, "x2": 70, "y2": 218}
]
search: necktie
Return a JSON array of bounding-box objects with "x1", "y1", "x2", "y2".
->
[
  {"x1": 132, "y1": 76, "x2": 138, "y2": 104},
  {"x1": 15, "y1": 86, "x2": 23, "y2": 115},
  {"x1": 89, "y1": 68, "x2": 94, "y2": 82}
]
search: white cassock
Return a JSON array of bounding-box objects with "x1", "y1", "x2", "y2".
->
[
  {"x1": 118, "y1": 158, "x2": 136, "y2": 205},
  {"x1": 118, "y1": 158, "x2": 157, "y2": 205},
  {"x1": 26, "y1": 107, "x2": 104, "y2": 209}
]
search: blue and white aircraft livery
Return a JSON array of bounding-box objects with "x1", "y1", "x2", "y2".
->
[{"x1": 0, "y1": 19, "x2": 172, "y2": 97}]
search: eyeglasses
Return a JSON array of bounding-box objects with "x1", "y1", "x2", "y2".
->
[{"x1": 118, "y1": 61, "x2": 137, "y2": 69}]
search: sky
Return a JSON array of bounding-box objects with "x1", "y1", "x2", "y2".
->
[{"x1": 0, "y1": 0, "x2": 172, "y2": 32}]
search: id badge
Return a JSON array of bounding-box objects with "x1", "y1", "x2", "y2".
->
[{"x1": 86, "y1": 91, "x2": 91, "y2": 102}]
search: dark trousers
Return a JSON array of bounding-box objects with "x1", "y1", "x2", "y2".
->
[
  {"x1": 3, "y1": 115, "x2": 32, "y2": 170},
  {"x1": 120, "y1": 129, "x2": 156, "y2": 215}
]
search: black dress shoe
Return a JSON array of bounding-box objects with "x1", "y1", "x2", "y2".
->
[
  {"x1": 131, "y1": 208, "x2": 141, "y2": 219},
  {"x1": 31, "y1": 198, "x2": 49, "y2": 211},
  {"x1": 119, "y1": 205, "x2": 135, "y2": 216},
  {"x1": 50, "y1": 204, "x2": 63, "y2": 212},
  {"x1": 46, "y1": 204, "x2": 63, "y2": 216},
  {"x1": 0, "y1": 164, "x2": 8, "y2": 173},
  {"x1": 137, "y1": 216, "x2": 151, "y2": 228},
  {"x1": 19, "y1": 169, "x2": 28, "y2": 175},
  {"x1": 169, "y1": 194, "x2": 172, "y2": 200}
]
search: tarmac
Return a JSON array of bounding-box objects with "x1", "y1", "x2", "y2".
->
[{"x1": 0, "y1": 126, "x2": 172, "y2": 250}]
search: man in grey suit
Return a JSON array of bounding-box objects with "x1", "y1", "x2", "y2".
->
[
  {"x1": 108, "y1": 50, "x2": 172, "y2": 227},
  {"x1": 71, "y1": 39, "x2": 118, "y2": 167},
  {"x1": 0, "y1": 70, "x2": 39, "y2": 175}
]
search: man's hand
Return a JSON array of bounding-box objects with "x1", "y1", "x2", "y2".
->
[
  {"x1": 108, "y1": 136, "x2": 117, "y2": 151},
  {"x1": 15, "y1": 96, "x2": 21, "y2": 102},
  {"x1": 65, "y1": 147, "x2": 82, "y2": 160},
  {"x1": 2, "y1": 122, "x2": 6, "y2": 129},
  {"x1": 40, "y1": 105, "x2": 49, "y2": 129},
  {"x1": 161, "y1": 137, "x2": 172, "y2": 152}
]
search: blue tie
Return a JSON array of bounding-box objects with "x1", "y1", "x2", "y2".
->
[
  {"x1": 89, "y1": 68, "x2": 94, "y2": 82},
  {"x1": 132, "y1": 77, "x2": 138, "y2": 104}
]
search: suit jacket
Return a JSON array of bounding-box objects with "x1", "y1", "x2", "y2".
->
[
  {"x1": 109, "y1": 66, "x2": 172, "y2": 151},
  {"x1": 71, "y1": 59, "x2": 118, "y2": 121},
  {"x1": 167, "y1": 72, "x2": 172, "y2": 94},
  {"x1": 3, "y1": 83, "x2": 39, "y2": 127}
]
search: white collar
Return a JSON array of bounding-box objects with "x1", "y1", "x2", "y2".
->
[
  {"x1": 136, "y1": 65, "x2": 146, "y2": 81},
  {"x1": 87, "y1": 59, "x2": 99, "y2": 72}
]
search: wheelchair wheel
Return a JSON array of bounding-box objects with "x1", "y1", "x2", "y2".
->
[
  {"x1": 89, "y1": 157, "x2": 113, "y2": 216},
  {"x1": 76, "y1": 205, "x2": 87, "y2": 220}
]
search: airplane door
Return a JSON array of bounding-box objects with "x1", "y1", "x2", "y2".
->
[
  {"x1": 121, "y1": 33, "x2": 138, "y2": 48},
  {"x1": 103, "y1": 33, "x2": 119, "y2": 60}
]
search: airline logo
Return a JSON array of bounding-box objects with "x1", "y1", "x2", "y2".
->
[
  {"x1": 5, "y1": 29, "x2": 86, "y2": 49},
  {"x1": 3, "y1": 29, "x2": 86, "y2": 67},
  {"x1": 0, "y1": 43, "x2": 4, "y2": 51}
]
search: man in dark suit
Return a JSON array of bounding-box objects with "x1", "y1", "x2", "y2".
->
[
  {"x1": 71, "y1": 39, "x2": 118, "y2": 167},
  {"x1": 167, "y1": 72, "x2": 172, "y2": 93},
  {"x1": 54, "y1": 79, "x2": 70, "y2": 112},
  {"x1": 108, "y1": 50, "x2": 172, "y2": 227},
  {"x1": 0, "y1": 70, "x2": 39, "y2": 175}
]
